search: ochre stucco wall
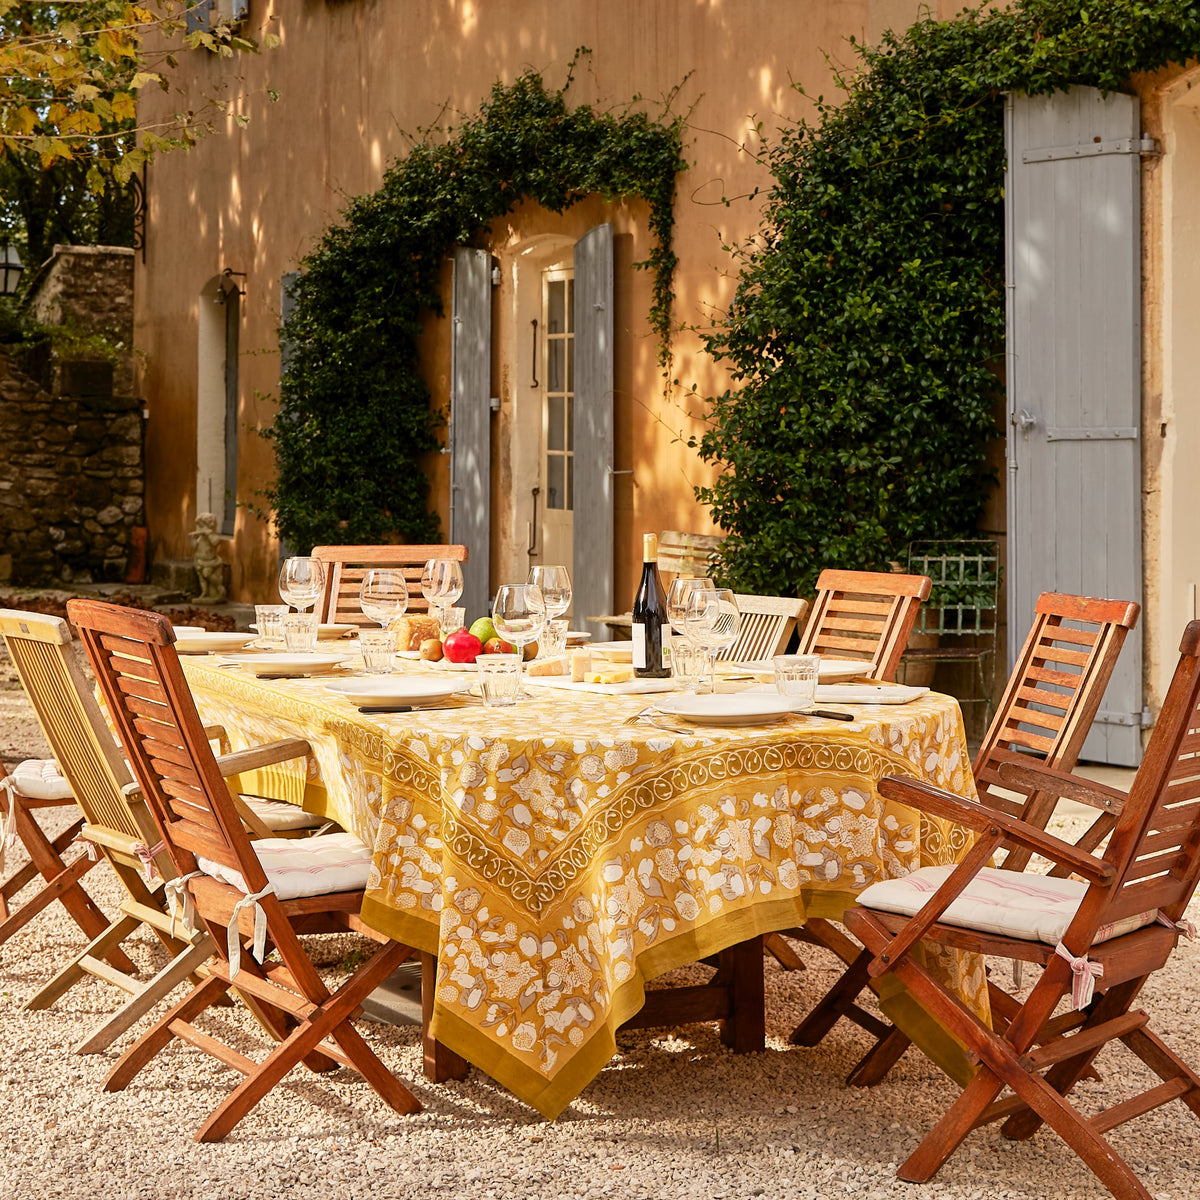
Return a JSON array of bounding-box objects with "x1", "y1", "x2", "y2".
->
[{"x1": 134, "y1": 0, "x2": 966, "y2": 604}]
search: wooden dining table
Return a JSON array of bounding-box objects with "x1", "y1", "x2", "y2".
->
[{"x1": 181, "y1": 653, "x2": 987, "y2": 1119}]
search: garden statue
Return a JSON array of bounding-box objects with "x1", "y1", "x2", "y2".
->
[{"x1": 190, "y1": 512, "x2": 227, "y2": 604}]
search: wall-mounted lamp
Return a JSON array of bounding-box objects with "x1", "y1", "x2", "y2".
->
[{"x1": 0, "y1": 240, "x2": 24, "y2": 296}]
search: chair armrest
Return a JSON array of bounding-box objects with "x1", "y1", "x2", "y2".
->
[
  {"x1": 203, "y1": 724, "x2": 231, "y2": 754},
  {"x1": 997, "y1": 761, "x2": 1127, "y2": 815},
  {"x1": 878, "y1": 775, "x2": 1116, "y2": 884},
  {"x1": 214, "y1": 737, "x2": 312, "y2": 778}
]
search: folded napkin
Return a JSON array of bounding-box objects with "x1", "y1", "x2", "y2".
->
[{"x1": 814, "y1": 684, "x2": 929, "y2": 705}]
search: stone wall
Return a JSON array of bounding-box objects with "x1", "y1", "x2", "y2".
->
[{"x1": 0, "y1": 351, "x2": 144, "y2": 585}]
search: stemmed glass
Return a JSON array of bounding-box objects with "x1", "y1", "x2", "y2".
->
[
  {"x1": 528, "y1": 565, "x2": 572, "y2": 624},
  {"x1": 421, "y1": 558, "x2": 465, "y2": 629},
  {"x1": 359, "y1": 569, "x2": 409, "y2": 630},
  {"x1": 667, "y1": 576, "x2": 715, "y2": 643},
  {"x1": 492, "y1": 583, "x2": 546, "y2": 697},
  {"x1": 278, "y1": 556, "x2": 326, "y2": 614},
  {"x1": 684, "y1": 587, "x2": 742, "y2": 673}
]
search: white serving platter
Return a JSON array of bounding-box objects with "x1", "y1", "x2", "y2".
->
[{"x1": 323, "y1": 677, "x2": 467, "y2": 705}]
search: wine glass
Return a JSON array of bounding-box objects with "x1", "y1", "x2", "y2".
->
[
  {"x1": 421, "y1": 558, "x2": 465, "y2": 628},
  {"x1": 359, "y1": 568, "x2": 409, "y2": 630},
  {"x1": 492, "y1": 583, "x2": 546, "y2": 696},
  {"x1": 684, "y1": 587, "x2": 742, "y2": 670},
  {"x1": 528, "y1": 565, "x2": 572, "y2": 623},
  {"x1": 278, "y1": 556, "x2": 326, "y2": 614},
  {"x1": 667, "y1": 576, "x2": 715, "y2": 643}
]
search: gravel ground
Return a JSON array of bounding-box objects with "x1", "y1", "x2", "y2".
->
[{"x1": 2, "y1": 656, "x2": 1199, "y2": 1200}]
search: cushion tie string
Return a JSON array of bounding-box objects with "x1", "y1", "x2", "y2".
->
[
  {"x1": 1054, "y1": 942, "x2": 1104, "y2": 1010},
  {"x1": 0, "y1": 776, "x2": 17, "y2": 873},
  {"x1": 164, "y1": 871, "x2": 204, "y2": 939},
  {"x1": 1156, "y1": 910, "x2": 1197, "y2": 940},
  {"x1": 227, "y1": 884, "x2": 274, "y2": 980},
  {"x1": 131, "y1": 840, "x2": 166, "y2": 882},
  {"x1": 75, "y1": 836, "x2": 100, "y2": 862}
]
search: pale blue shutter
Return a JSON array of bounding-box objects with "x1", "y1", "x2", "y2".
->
[
  {"x1": 572, "y1": 224, "x2": 614, "y2": 632},
  {"x1": 186, "y1": 1, "x2": 213, "y2": 34},
  {"x1": 1005, "y1": 86, "x2": 1149, "y2": 764},
  {"x1": 450, "y1": 248, "x2": 492, "y2": 620}
]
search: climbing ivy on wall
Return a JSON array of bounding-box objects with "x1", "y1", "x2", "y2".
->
[
  {"x1": 264, "y1": 66, "x2": 685, "y2": 551},
  {"x1": 695, "y1": 0, "x2": 1200, "y2": 597}
]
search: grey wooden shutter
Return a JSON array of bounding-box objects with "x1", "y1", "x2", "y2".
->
[
  {"x1": 450, "y1": 248, "x2": 492, "y2": 620},
  {"x1": 1006, "y1": 86, "x2": 1148, "y2": 764},
  {"x1": 572, "y1": 224, "x2": 614, "y2": 631},
  {"x1": 186, "y1": 0, "x2": 214, "y2": 34}
]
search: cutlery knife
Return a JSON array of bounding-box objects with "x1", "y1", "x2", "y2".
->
[{"x1": 808, "y1": 709, "x2": 856, "y2": 721}]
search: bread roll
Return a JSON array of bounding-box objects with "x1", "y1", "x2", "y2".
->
[{"x1": 388, "y1": 615, "x2": 442, "y2": 651}]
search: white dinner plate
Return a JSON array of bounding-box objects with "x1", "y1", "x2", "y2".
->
[
  {"x1": 250, "y1": 622, "x2": 357, "y2": 640},
  {"x1": 655, "y1": 692, "x2": 801, "y2": 726},
  {"x1": 174, "y1": 631, "x2": 257, "y2": 654},
  {"x1": 220, "y1": 651, "x2": 353, "y2": 673},
  {"x1": 323, "y1": 677, "x2": 467, "y2": 705},
  {"x1": 565, "y1": 630, "x2": 592, "y2": 646},
  {"x1": 815, "y1": 684, "x2": 930, "y2": 705},
  {"x1": 732, "y1": 657, "x2": 868, "y2": 682}
]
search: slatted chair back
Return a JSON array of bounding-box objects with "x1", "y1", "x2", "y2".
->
[
  {"x1": 798, "y1": 569, "x2": 932, "y2": 681},
  {"x1": 725, "y1": 594, "x2": 808, "y2": 662},
  {"x1": 66, "y1": 600, "x2": 262, "y2": 891},
  {"x1": 974, "y1": 593, "x2": 1139, "y2": 867},
  {"x1": 658, "y1": 530, "x2": 725, "y2": 579},
  {"x1": 1086, "y1": 620, "x2": 1200, "y2": 937},
  {"x1": 0, "y1": 609, "x2": 162, "y2": 859},
  {"x1": 311, "y1": 544, "x2": 468, "y2": 627}
]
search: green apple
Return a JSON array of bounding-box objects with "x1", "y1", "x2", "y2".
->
[{"x1": 469, "y1": 616, "x2": 496, "y2": 645}]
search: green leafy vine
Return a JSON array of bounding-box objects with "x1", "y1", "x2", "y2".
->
[
  {"x1": 695, "y1": 0, "x2": 1200, "y2": 597},
  {"x1": 264, "y1": 63, "x2": 686, "y2": 551}
]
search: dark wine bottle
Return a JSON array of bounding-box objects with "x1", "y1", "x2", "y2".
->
[{"x1": 632, "y1": 533, "x2": 670, "y2": 678}]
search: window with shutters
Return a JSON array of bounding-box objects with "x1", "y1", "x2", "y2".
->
[{"x1": 542, "y1": 270, "x2": 575, "y2": 513}]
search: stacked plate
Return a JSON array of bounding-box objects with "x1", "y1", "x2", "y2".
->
[
  {"x1": 174, "y1": 630, "x2": 257, "y2": 654},
  {"x1": 220, "y1": 651, "x2": 353, "y2": 674}
]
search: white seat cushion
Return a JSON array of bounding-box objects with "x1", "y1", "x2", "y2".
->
[
  {"x1": 8, "y1": 759, "x2": 73, "y2": 801},
  {"x1": 238, "y1": 794, "x2": 329, "y2": 832},
  {"x1": 197, "y1": 832, "x2": 372, "y2": 901},
  {"x1": 857, "y1": 865, "x2": 1157, "y2": 946}
]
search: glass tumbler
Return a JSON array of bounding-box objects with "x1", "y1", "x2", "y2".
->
[
  {"x1": 254, "y1": 604, "x2": 289, "y2": 647},
  {"x1": 283, "y1": 611, "x2": 319, "y2": 653},
  {"x1": 773, "y1": 654, "x2": 820, "y2": 708},
  {"x1": 477, "y1": 654, "x2": 522, "y2": 707},
  {"x1": 358, "y1": 629, "x2": 398, "y2": 673},
  {"x1": 671, "y1": 641, "x2": 714, "y2": 693}
]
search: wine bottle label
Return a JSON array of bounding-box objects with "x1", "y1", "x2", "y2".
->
[{"x1": 632, "y1": 622, "x2": 647, "y2": 669}]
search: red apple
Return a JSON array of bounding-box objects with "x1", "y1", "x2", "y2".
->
[
  {"x1": 483, "y1": 636, "x2": 516, "y2": 655},
  {"x1": 442, "y1": 629, "x2": 483, "y2": 663}
]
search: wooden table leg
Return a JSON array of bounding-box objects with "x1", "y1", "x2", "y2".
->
[
  {"x1": 421, "y1": 952, "x2": 468, "y2": 1082},
  {"x1": 718, "y1": 934, "x2": 766, "y2": 1054}
]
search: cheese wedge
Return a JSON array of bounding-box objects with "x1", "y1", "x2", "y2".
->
[
  {"x1": 585, "y1": 666, "x2": 634, "y2": 685},
  {"x1": 527, "y1": 656, "x2": 569, "y2": 677}
]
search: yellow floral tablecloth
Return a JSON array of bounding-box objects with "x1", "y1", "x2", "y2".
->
[{"x1": 183, "y1": 659, "x2": 986, "y2": 1118}]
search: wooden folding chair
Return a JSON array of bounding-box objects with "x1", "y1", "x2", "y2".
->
[
  {"x1": 836, "y1": 619, "x2": 1200, "y2": 1200},
  {"x1": 724, "y1": 594, "x2": 808, "y2": 663},
  {"x1": 0, "y1": 609, "x2": 328, "y2": 1054},
  {"x1": 789, "y1": 592, "x2": 1142, "y2": 1079},
  {"x1": 0, "y1": 754, "x2": 126, "y2": 967},
  {"x1": 68, "y1": 599, "x2": 421, "y2": 1141},
  {"x1": 797, "y1": 569, "x2": 932, "y2": 682},
  {"x1": 311, "y1": 543, "x2": 468, "y2": 627}
]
